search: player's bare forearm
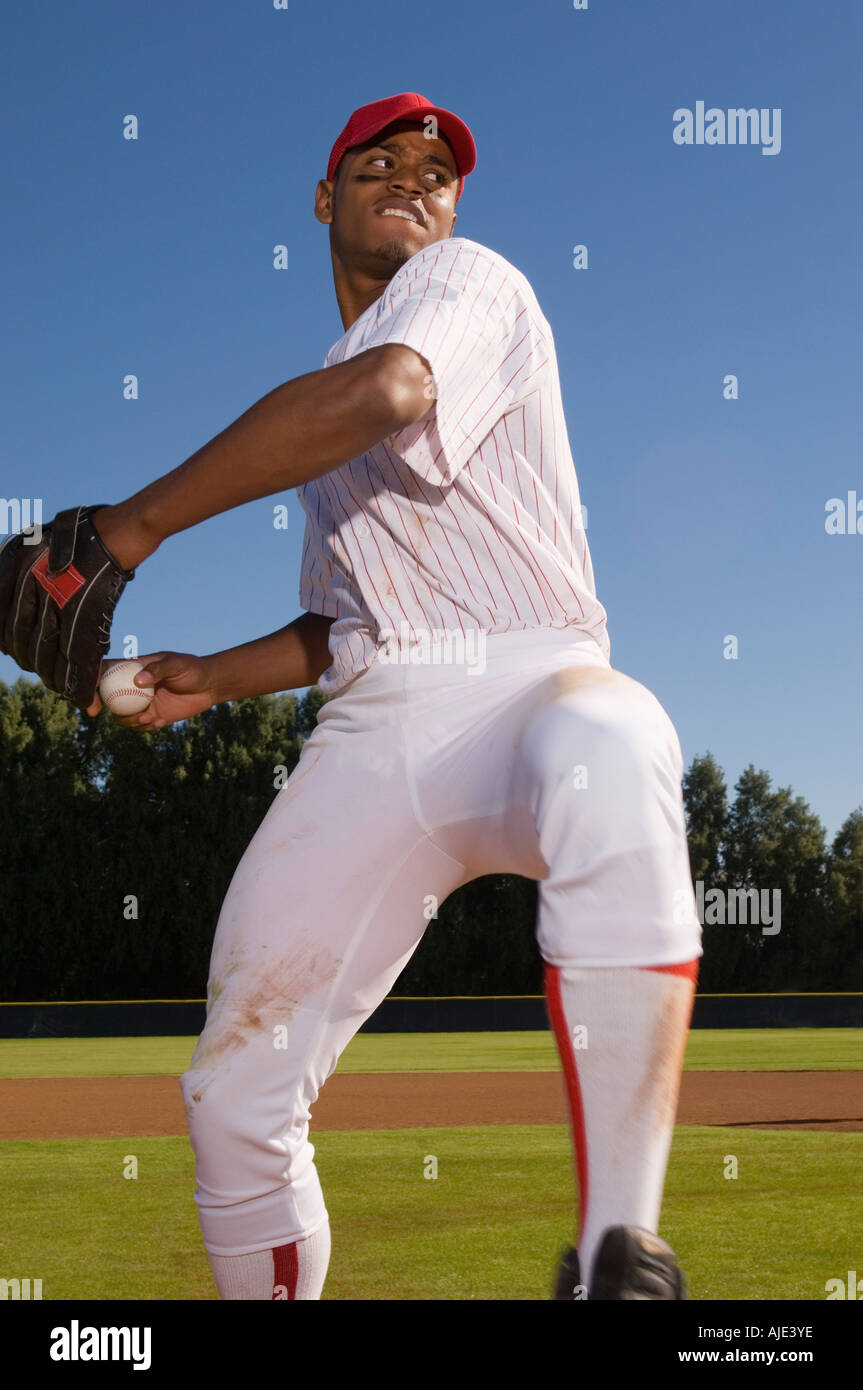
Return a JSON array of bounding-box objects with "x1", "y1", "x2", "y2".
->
[
  {"x1": 91, "y1": 344, "x2": 430, "y2": 570},
  {"x1": 204, "y1": 611, "x2": 336, "y2": 703}
]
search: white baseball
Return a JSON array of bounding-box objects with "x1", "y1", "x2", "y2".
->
[{"x1": 99, "y1": 659, "x2": 155, "y2": 716}]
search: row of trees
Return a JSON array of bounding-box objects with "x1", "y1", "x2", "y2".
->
[
  {"x1": 682, "y1": 756, "x2": 862, "y2": 991},
  {"x1": 1, "y1": 678, "x2": 861, "y2": 998}
]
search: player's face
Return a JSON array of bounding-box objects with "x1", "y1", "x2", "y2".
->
[{"x1": 317, "y1": 120, "x2": 459, "y2": 279}]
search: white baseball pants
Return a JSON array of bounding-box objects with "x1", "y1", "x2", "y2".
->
[{"x1": 179, "y1": 626, "x2": 701, "y2": 1255}]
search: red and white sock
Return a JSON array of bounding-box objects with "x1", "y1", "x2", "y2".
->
[
  {"x1": 545, "y1": 959, "x2": 698, "y2": 1288},
  {"x1": 208, "y1": 1221, "x2": 332, "y2": 1300}
]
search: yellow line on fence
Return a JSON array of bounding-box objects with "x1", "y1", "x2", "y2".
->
[{"x1": 1, "y1": 993, "x2": 862, "y2": 1007}]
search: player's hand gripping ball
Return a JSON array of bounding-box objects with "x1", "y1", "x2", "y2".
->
[{"x1": 98, "y1": 659, "x2": 155, "y2": 716}]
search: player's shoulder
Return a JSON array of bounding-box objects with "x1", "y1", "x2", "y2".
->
[
  {"x1": 398, "y1": 236, "x2": 542, "y2": 317},
  {"x1": 408, "y1": 235, "x2": 531, "y2": 286}
]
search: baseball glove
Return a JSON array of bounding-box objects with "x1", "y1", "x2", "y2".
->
[{"x1": 0, "y1": 504, "x2": 135, "y2": 710}]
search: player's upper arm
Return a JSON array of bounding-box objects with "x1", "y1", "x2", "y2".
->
[{"x1": 364, "y1": 343, "x2": 435, "y2": 431}]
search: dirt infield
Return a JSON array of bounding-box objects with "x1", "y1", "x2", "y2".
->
[{"x1": 0, "y1": 1070, "x2": 861, "y2": 1140}]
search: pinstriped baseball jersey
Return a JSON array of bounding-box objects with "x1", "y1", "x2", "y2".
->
[{"x1": 298, "y1": 235, "x2": 610, "y2": 695}]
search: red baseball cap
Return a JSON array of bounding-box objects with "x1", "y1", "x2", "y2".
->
[{"x1": 327, "y1": 92, "x2": 476, "y2": 203}]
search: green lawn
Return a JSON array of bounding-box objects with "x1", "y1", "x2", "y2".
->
[
  {"x1": 0, "y1": 1028, "x2": 861, "y2": 1078},
  {"x1": 0, "y1": 1126, "x2": 858, "y2": 1300}
]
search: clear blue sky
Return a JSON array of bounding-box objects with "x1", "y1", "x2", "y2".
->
[{"x1": 2, "y1": 1, "x2": 859, "y2": 841}]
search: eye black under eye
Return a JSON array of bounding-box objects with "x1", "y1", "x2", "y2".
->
[{"x1": 369, "y1": 156, "x2": 449, "y2": 182}]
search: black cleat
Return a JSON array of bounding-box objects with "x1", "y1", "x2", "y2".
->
[
  {"x1": 552, "y1": 1245, "x2": 587, "y2": 1300},
  {"x1": 552, "y1": 1225, "x2": 686, "y2": 1300}
]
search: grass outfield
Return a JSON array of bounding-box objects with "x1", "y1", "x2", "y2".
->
[
  {"x1": 0, "y1": 1028, "x2": 861, "y2": 1078},
  {"x1": 0, "y1": 1125, "x2": 858, "y2": 1300}
]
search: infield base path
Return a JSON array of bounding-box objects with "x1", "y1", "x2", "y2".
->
[{"x1": 0, "y1": 1070, "x2": 861, "y2": 1140}]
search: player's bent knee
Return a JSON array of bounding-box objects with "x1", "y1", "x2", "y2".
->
[
  {"x1": 518, "y1": 669, "x2": 683, "y2": 829},
  {"x1": 517, "y1": 668, "x2": 698, "y2": 959},
  {"x1": 179, "y1": 1062, "x2": 311, "y2": 1187}
]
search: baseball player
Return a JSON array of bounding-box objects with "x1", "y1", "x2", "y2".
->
[{"x1": 0, "y1": 93, "x2": 702, "y2": 1301}]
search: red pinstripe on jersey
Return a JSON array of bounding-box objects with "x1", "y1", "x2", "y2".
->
[{"x1": 298, "y1": 237, "x2": 610, "y2": 694}]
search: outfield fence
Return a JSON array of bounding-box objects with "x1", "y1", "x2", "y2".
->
[{"x1": 0, "y1": 993, "x2": 862, "y2": 1037}]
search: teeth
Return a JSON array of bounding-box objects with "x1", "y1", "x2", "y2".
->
[{"x1": 380, "y1": 208, "x2": 417, "y2": 223}]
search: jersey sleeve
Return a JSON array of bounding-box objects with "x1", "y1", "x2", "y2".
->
[{"x1": 359, "y1": 239, "x2": 547, "y2": 488}]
